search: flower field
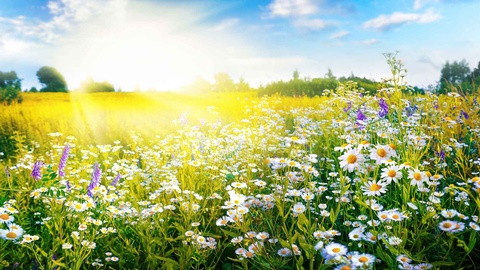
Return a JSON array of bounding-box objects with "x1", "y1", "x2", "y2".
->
[{"x1": 1, "y1": 80, "x2": 480, "y2": 269}]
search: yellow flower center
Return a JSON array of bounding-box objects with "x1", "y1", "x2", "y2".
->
[
  {"x1": 377, "y1": 148, "x2": 387, "y2": 158},
  {"x1": 332, "y1": 247, "x2": 341, "y2": 253},
  {"x1": 346, "y1": 154, "x2": 357, "y2": 164},
  {"x1": 6, "y1": 232, "x2": 17, "y2": 239},
  {"x1": 358, "y1": 256, "x2": 369, "y2": 263},
  {"x1": 341, "y1": 266, "x2": 351, "y2": 270},
  {"x1": 442, "y1": 222, "x2": 452, "y2": 229},
  {"x1": 392, "y1": 214, "x2": 400, "y2": 219},
  {"x1": 0, "y1": 213, "x2": 10, "y2": 220},
  {"x1": 388, "y1": 170, "x2": 397, "y2": 178},
  {"x1": 414, "y1": 172, "x2": 422, "y2": 181},
  {"x1": 472, "y1": 177, "x2": 480, "y2": 183},
  {"x1": 388, "y1": 143, "x2": 396, "y2": 150},
  {"x1": 370, "y1": 183, "x2": 381, "y2": 191},
  {"x1": 361, "y1": 140, "x2": 369, "y2": 145}
]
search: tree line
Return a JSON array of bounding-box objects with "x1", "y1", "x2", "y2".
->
[{"x1": 1, "y1": 59, "x2": 479, "y2": 105}]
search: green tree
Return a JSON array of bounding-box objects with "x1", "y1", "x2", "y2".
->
[
  {"x1": 236, "y1": 77, "x2": 251, "y2": 92},
  {"x1": 213, "y1": 73, "x2": 235, "y2": 92},
  {"x1": 79, "y1": 77, "x2": 115, "y2": 93},
  {"x1": 470, "y1": 61, "x2": 480, "y2": 89},
  {"x1": 36, "y1": 66, "x2": 68, "y2": 92},
  {"x1": 0, "y1": 70, "x2": 23, "y2": 105},
  {"x1": 439, "y1": 60, "x2": 471, "y2": 94}
]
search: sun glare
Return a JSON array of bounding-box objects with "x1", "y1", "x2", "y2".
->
[{"x1": 54, "y1": 1, "x2": 225, "y2": 91}]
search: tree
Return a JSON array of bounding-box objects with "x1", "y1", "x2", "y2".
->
[
  {"x1": 439, "y1": 60, "x2": 470, "y2": 94},
  {"x1": 0, "y1": 70, "x2": 23, "y2": 105},
  {"x1": 213, "y1": 73, "x2": 235, "y2": 92},
  {"x1": 79, "y1": 77, "x2": 115, "y2": 93},
  {"x1": 470, "y1": 61, "x2": 480, "y2": 89},
  {"x1": 236, "y1": 77, "x2": 251, "y2": 92},
  {"x1": 36, "y1": 66, "x2": 68, "y2": 92}
]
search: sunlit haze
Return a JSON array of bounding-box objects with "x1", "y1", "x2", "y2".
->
[{"x1": 1, "y1": 0, "x2": 479, "y2": 91}]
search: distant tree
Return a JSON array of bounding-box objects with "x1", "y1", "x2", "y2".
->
[
  {"x1": 29, "y1": 87, "x2": 39, "y2": 92},
  {"x1": 0, "y1": 70, "x2": 23, "y2": 105},
  {"x1": 470, "y1": 61, "x2": 480, "y2": 89},
  {"x1": 293, "y1": 70, "x2": 300, "y2": 80},
  {"x1": 36, "y1": 66, "x2": 68, "y2": 92},
  {"x1": 79, "y1": 77, "x2": 115, "y2": 93},
  {"x1": 213, "y1": 73, "x2": 235, "y2": 92},
  {"x1": 439, "y1": 60, "x2": 471, "y2": 94},
  {"x1": 190, "y1": 76, "x2": 212, "y2": 93},
  {"x1": 236, "y1": 77, "x2": 251, "y2": 92}
]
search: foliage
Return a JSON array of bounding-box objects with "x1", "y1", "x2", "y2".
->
[
  {"x1": 79, "y1": 78, "x2": 115, "y2": 93},
  {"x1": 36, "y1": 66, "x2": 68, "y2": 93},
  {"x1": 1, "y1": 86, "x2": 479, "y2": 269},
  {"x1": 258, "y1": 69, "x2": 378, "y2": 97},
  {"x1": 438, "y1": 59, "x2": 480, "y2": 95},
  {"x1": 0, "y1": 70, "x2": 23, "y2": 105}
]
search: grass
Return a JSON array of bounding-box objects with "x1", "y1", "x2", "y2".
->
[{"x1": 0, "y1": 84, "x2": 479, "y2": 269}]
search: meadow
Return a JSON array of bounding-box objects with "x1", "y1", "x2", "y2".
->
[{"x1": 0, "y1": 77, "x2": 479, "y2": 269}]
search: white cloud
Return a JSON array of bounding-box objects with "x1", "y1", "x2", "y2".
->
[
  {"x1": 359, "y1": 39, "x2": 379, "y2": 46},
  {"x1": 293, "y1": 18, "x2": 329, "y2": 30},
  {"x1": 363, "y1": 9, "x2": 441, "y2": 31},
  {"x1": 267, "y1": 0, "x2": 319, "y2": 18},
  {"x1": 330, "y1": 30, "x2": 350, "y2": 39},
  {"x1": 214, "y1": 18, "x2": 240, "y2": 31}
]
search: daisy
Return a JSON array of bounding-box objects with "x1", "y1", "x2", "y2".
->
[
  {"x1": 438, "y1": 220, "x2": 457, "y2": 232},
  {"x1": 292, "y1": 202, "x2": 306, "y2": 215},
  {"x1": 361, "y1": 180, "x2": 388, "y2": 196},
  {"x1": 0, "y1": 212, "x2": 14, "y2": 224},
  {"x1": 278, "y1": 247, "x2": 292, "y2": 257},
  {"x1": 370, "y1": 144, "x2": 394, "y2": 164},
  {"x1": 0, "y1": 224, "x2": 23, "y2": 241},
  {"x1": 216, "y1": 216, "x2": 231, "y2": 226},
  {"x1": 469, "y1": 222, "x2": 480, "y2": 231},
  {"x1": 440, "y1": 209, "x2": 457, "y2": 219},
  {"x1": 408, "y1": 169, "x2": 427, "y2": 188},
  {"x1": 351, "y1": 253, "x2": 376, "y2": 268},
  {"x1": 339, "y1": 149, "x2": 365, "y2": 173},
  {"x1": 450, "y1": 221, "x2": 465, "y2": 233},
  {"x1": 381, "y1": 165, "x2": 403, "y2": 184},
  {"x1": 414, "y1": 263, "x2": 433, "y2": 269},
  {"x1": 322, "y1": 242, "x2": 348, "y2": 258},
  {"x1": 396, "y1": 254, "x2": 412, "y2": 264},
  {"x1": 348, "y1": 228, "x2": 364, "y2": 241},
  {"x1": 255, "y1": 232, "x2": 270, "y2": 241}
]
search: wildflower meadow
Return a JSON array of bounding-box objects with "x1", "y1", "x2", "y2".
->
[{"x1": 1, "y1": 58, "x2": 479, "y2": 269}]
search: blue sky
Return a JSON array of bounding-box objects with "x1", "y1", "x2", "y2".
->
[{"x1": 0, "y1": 0, "x2": 479, "y2": 91}]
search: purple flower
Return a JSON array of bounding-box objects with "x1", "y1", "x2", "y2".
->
[
  {"x1": 343, "y1": 101, "x2": 352, "y2": 112},
  {"x1": 87, "y1": 163, "x2": 101, "y2": 198},
  {"x1": 66, "y1": 180, "x2": 71, "y2": 192},
  {"x1": 356, "y1": 109, "x2": 367, "y2": 130},
  {"x1": 111, "y1": 173, "x2": 121, "y2": 186},
  {"x1": 58, "y1": 144, "x2": 70, "y2": 178},
  {"x1": 378, "y1": 98, "x2": 388, "y2": 118},
  {"x1": 31, "y1": 161, "x2": 44, "y2": 181},
  {"x1": 436, "y1": 150, "x2": 445, "y2": 161},
  {"x1": 405, "y1": 104, "x2": 418, "y2": 117},
  {"x1": 461, "y1": 110, "x2": 469, "y2": 120}
]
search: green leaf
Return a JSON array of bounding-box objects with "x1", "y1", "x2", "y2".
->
[{"x1": 226, "y1": 173, "x2": 235, "y2": 181}]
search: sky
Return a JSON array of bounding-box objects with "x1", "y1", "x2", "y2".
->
[{"x1": 0, "y1": 0, "x2": 479, "y2": 91}]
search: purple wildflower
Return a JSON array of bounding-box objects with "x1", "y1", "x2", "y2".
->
[
  {"x1": 405, "y1": 104, "x2": 418, "y2": 117},
  {"x1": 356, "y1": 109, "x2": 367, "y2": 130},
  {"x1": 58, "y1": 144, "x2": 70, "y2": 178},
  {"x1": 87, "y1": 163, "x2": 101, "y2": 198},
  {"x1": 343, "y1": 101, "x2": 352, "y2": 112},
  {"x1": 436, "y1": 150, "x2": 445, "y2": 161},
  {"x1": 111, "y1": 173, "x2": 121, "y2": 186},
  {"x1": 434, "y1": 101, "x2": 439, "y2": 109},
  {"x1": 31, "y1": 161, "x2": 44, "y2": 181},
  {"x1": 460, "y1": 110, "x2": 469, "y2": 119},
  {"x1": 66, "y1": 180, "x2": 71, "y2": 192},
  {"x1": 378, "y1": 98, "x2": 388, "y2": 118}
]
